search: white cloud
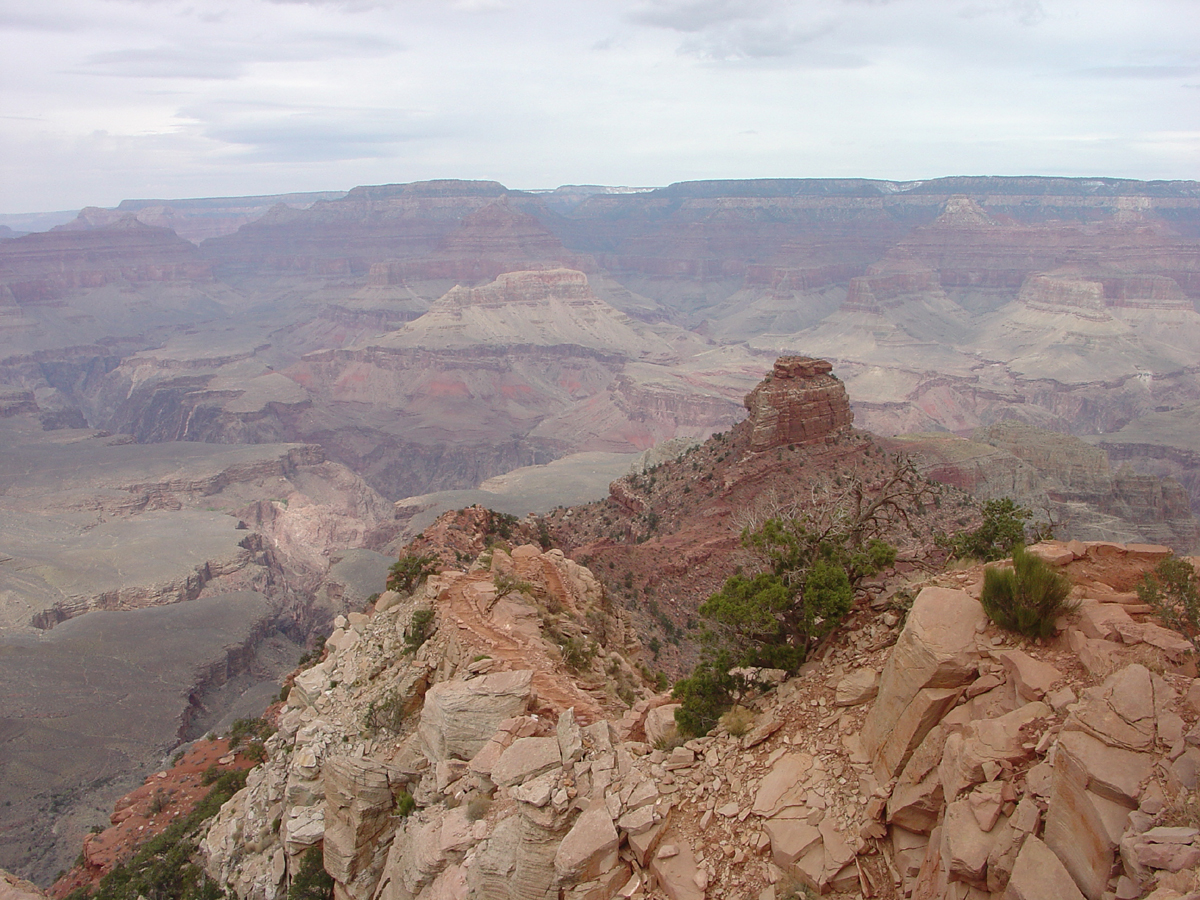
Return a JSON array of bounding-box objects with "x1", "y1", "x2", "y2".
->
[{"x1": 0, "y1": 0, "x2": 1197, "y2": 213}]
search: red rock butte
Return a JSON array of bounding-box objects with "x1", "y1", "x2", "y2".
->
[{"x1": 743, "y1": 356, "x2": 854, "y2": 451}]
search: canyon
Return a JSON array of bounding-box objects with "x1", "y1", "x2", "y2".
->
[{"x1": 2, "y1": 176, "x2": 1200, "y2": 889}]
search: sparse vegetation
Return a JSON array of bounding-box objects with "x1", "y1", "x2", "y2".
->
[
  {"x1": 226, "y1": 717, "x2": 274, "y2": 763},
  {"x1": 393, "y1": 789, "x2": 416, "y2": 818},
  {"x1": 535, "y1": 516, "x2": 553, "y2": 550},
  {"x1": 938, "y1": 498, "x2": 1050, "y2": 562},
  {"x1": 980, "y1": 545, "x2": 1075, "y2": 639},
  {"x1": 148, "y1": 790, "x2": 170, "y2": 816},
  {"x1": 387, "y1": 553, "x2": 439, "y2": 595},
  {"x1": 492, "y1": 570, "x2": 534, "y2": 603},
  {"x1": 1138, "y1": 556, "x2": 1200, "y2": 654},
  {"x1": 719, "y1": 705, "x2": 755, "y2": 737},
  {"x1": 364, "y1": 691, "x2": 408, "y2": 735},
  {"x1": 65, "y1": 769, "x2": 247, "y2": 900},
  {"x1": 674, "y1": 457, "x2": 931, "y2": 735},
  {"x1": 484, "y1": 509, "x2": 520, "y2": 540},
  {"x1": 404, "y1": 608, "x2": 436, "y2": 652},
  {"x1": 560, "y1": 635, "x2": 598, "y2": 673},
  {"x1": 287, "y1": 846, "x2": 333, "y2": 900},
  {"x1": 465, "y1": 795, "x2": 492, "y2": 821}
]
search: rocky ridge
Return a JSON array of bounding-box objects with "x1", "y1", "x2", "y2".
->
[{"x1": 188, "y1": 533, "x2": 1200, "y2": 900}]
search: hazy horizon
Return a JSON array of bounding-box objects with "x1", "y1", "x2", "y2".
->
[{"x1": 3, "y1": 0, "x2": 1197, "y2": 216}]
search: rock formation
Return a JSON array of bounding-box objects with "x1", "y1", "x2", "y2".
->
[
  {"x1": 183, "y1": 533, "x2": 1200, "y2": 900},
  {"x1": 743, "y1": 357, "x2": 853, "y2": 451},
  {"x1": 7, "y1": 175, "x2": 1200, "y2": 894}
]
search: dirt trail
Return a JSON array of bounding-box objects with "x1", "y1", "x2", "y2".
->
[{"x1": 438, "y1": 572, "x2": 610, "y2": 724}]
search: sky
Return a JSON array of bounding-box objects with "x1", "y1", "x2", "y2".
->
[{"x1": 1, "y1": 0, "x2": 1197, "y2": 214}]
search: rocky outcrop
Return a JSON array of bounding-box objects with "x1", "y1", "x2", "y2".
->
[
  {"x1": 201, "y1": 543, "x2": 652, "y2": 900},
  {"x1": 743, "y1": 357, "x2": 853, "y2": 452},
  {"x1": 195, "y1": 535, "x2": 1200, "y2": 900},
  {"x1": 0, "y1": 869, "x2": 48, "y2": 900}
]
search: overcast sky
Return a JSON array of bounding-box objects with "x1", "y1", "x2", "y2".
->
[{"x1": 1, "y1": 0, "x2": 1196, "y2": 214}]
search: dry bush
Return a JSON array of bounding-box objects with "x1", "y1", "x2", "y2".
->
[{"x1": 719, "y1": 705, "x2": 756, "y2": 737}]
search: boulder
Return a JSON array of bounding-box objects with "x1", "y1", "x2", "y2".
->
[
  {"x1": 1004, "y1": 836, "x2": 1087, "y2": 900},
  {"x1": 554, "y1": 805, "x2": 620, "y2": 882},
  {"x1": 862, "y1": 587, "x2": 985, "y2": 779},
  {"x1": 322, "y1": 755, "x2": 395, "y2": 885},
  {"x1": 892, "y1": 827, "x2": 931, "y2": 895},
  {"x1": 644, "y1": 704, "x2": 680, "y2": 747},
  {"x1": 418, "y1": 670, "x2": 533, "y2": 762},
  {"x1": 378, "y1": 813, "x2": 451, "y2": 900},
  {"x1": 491, "y1": 737, "x2": 562, "y2": 788},
  {"x1": 766, "y1": 819, "x2": 822, "y2": 868},
  {"x1": 284, "y1": 806, "x2": 326, "y2": 854},
  {"x1": 1065, "y1": 665, "x2": 1156, "y2": 752},
  {"x1": 995, "y1": 650, "x2": 1062, "y2": 701},
  {"x1": 1044, "y1": 732, "x2": 1134, "y2": 900},
  {"x1": 289, "y1": 663, "x2": 332, "y2": 708},
  {"x1": 834, "y1": 667, "x2": 880, "y2": 707},
  {"x1": 1076, "y1": 601, "x2": 1137, "y2": 642},
  {"x1": 986, "y1": 798, "x2": 1040, "y2": 893},
  {"x1": 753, "y1": 752, "x2": 815, "y2": 816},
  {"x1": 1027, "y1": 543, "x2": 1075, "y2": 566},
  {"x1": 557, "y1": 708, "x2": 584, "y2": 764},
  {"x1": 473, "y1": 811, "x2": 571, "y2": 900},
  {"x1": 618, "y1": 804, "x2": 657, "y2": 836},
  {"x1": 889, "y1": 724, "x2": 951, "y2": 834},
  {"x1": 941, "y1": 799, "x2": 996, "y2": 887},
  {"x1": 939, "y1": 702, "x2": 1052, "y2": 801},
  {"x1": 648, "y1": 840, "x2": 705, "y2": 900},
  {"x1": 1054, "y1": 730, "x2": 1154, "y2": 807}
]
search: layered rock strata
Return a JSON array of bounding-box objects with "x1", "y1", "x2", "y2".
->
[{"x1": 743, "y1": 357, "x2": 853, "y2": 451}]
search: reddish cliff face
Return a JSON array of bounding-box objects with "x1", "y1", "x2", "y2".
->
[
  {"x1": 743, "y1": 356, "x2": 854, "y2": 451},
  {"x1": 199, "y1": 179, "x2": 512, "y2": 276},
  {"x1": 0, "y1": 218, "x2": 210, "y2": 303}
]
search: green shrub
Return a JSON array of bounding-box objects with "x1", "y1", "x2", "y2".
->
[
  {"x1": 1138, "y1": 557, "x2": 1200, "y2": 653},
  {"x1": 492, "y1": 571, "x2": 534, "y2": 603},
  {"x1": 365, "y1": 691, "x2": 407, "y2": 735},
  {"x1": 404, "y1": 609, "x2": 436, "y2": 653},
  {"x1": 148, "y1": 790, "x2": 170, "y2": 816},
  {"x1": 287, "y1": 846, "x2": 333, "y2": 900},
  {"x1": 535, "y1": 517, "x2": 553, "y2": 550},
  {"x1": 980, "y1": 545, "x2": 1075, "y2": 639},
  {"x1": 939, "y1": 498, "x2": 1049, "y2": 562},
  {"x1": 226, "y1": 717, "x2": 274, "y2": 764},
  {"x1": 393, "y1": 789, "x2": 416, "y2": 818},
  {"x1": 482, "y1": 509, "x2": 520, "y2": 541},
  {"x1": 672, "y1": 659, "x2": 736, "y2": 737},
  {"x1": 82, "y1": 767, "x2": 246, "y2": 900},
  {"x1": 227, "y1": 717, "x2": 274, "y2": 750},
  {"x1": 387, "y1": 554, "x2": 439, "y2": 595}
]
